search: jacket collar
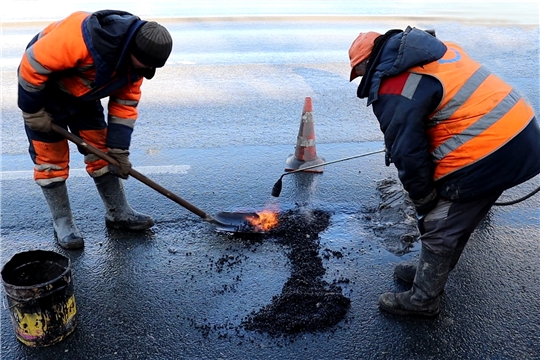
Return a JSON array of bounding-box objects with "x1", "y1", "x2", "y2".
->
[{"x1": 357, "y1": 27, "x2": 447, "y2": 106}]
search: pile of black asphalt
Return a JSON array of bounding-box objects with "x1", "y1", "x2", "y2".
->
[
  {"x1": 205, "y1": 177, "x2": 415, "y2": 338},
  {"x1": 242, "y1": 208, "x2": 351, "y2": 336}
]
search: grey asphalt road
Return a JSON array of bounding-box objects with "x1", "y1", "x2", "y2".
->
[{"x1": 1, "y1": 16, "x2": 539, "y2": 360}]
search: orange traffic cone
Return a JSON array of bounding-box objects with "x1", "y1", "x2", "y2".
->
[{"x1": 285, "y1": 97, "x2": 325, "y2": 172}]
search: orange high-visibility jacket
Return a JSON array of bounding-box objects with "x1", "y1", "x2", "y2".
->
[
  {"x1": 18, "y1": 10, "x2": 149, "y2": 149},
  {"x1": 409, "y1": 42, "x2": 535, "y2": 181}
]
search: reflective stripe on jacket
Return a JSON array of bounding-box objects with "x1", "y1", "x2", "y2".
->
[{"x1": 409, "y1": 42, "x2": 535, "y2": 180}]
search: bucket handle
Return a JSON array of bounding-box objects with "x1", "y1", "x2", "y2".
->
[
  {"x1": 3, "y1": 284, "x2": 69, "y2": 306},
  {"x1": 2, "y1": 295, "x2": 18, "y2": 310}
]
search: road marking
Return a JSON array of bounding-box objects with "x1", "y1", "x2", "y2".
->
[{"x1": 0, "y1": 165, "x2": 191, "y2": 181}]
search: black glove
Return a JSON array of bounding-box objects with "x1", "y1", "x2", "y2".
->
[
  {"x1": 411, "y1": 188, "x2": 439, "y2": 216},
  {"x1": 23, "y1": 108, "x2": 53, "y2": 132},
  {"x1": 107, "y1": 148, "x2": 131, "y2": 179},
  {"x1": 411, "y1": 189, "x2": 438, "y2": 235}
]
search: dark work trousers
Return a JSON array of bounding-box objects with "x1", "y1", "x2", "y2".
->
[
  {"x1": 26, "y1": 87, "x2": 107, "y2": 159},
  {"x1": 420, "y1": 191, "x2": 503, "y2": 255},
  {"x1": 25, "y1": 87, "x2": 108, "y2": 184}
]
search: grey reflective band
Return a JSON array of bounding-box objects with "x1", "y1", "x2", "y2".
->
[
  {"x1": 53, "y1": 75, "x2": 92, "y2": 93},
  {"x1": 74, "y1": 65, "x2": 95, "y2": 89},
  {"x1": 75, "y1": 65, "x2": 95, "y2": 89},
  {"x1": 432, "y1": 89, "x2": 521, "y2": 160},
  {"x1": 78, "y1": 64, "x2": 94, "y2": 71},
  {"x1": 18, "y1": 47, "x2": 51, "y2": 92},
  {"x1": 108, "y1": 115, "x2": 135, "y2": 129},
  {"x1": 55, "y1": 80, "x2": 69, "y2": 93},
  {"x1": 37, "y1": 30, "x2": 46, "y2": 40},
  {"x1": 18, "y1": 73, "x2": 44, "y2": 92},
  {"x1": 36, "y1": 177, "x2": 65, "y2": 187},
  {"x1": 35, "y1": 163, "x2": 63, "y2": 171},
  {"x1": 78, "y1": 76, "x2": 93, "y2": 89},
  {"x1": 111, "y1": 97, "x2": 139, "y2": 107},
  {"x1": 402, "y1": 73, "x2": 422, "y2": 99},
  {"x1": 25, "y1": 47, "x2": 52, "y2": 75},
  {"x1": 428, "y1": 66, "x2": 491, "y2": 127}
]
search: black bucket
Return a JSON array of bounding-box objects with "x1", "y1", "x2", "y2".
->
[{"x1": 1, "y1": 250, "x2": 77, "y2": 347}]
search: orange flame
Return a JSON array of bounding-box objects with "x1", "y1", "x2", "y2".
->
[{"x1": 247, "y1": 210, "x2": 279, "y2": 231}]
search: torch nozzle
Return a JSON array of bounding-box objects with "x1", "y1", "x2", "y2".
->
[{"x1": 271, "y1": 177, "x2": 283, "y2": 197}]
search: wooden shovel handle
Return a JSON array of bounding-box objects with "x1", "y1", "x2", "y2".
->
[{"x1": 51, "y1": 124, "x2": 211, "y2": 220}]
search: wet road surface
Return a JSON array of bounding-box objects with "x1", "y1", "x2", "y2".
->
[{"x1": 1, "y1": 16, "x2": 539, "y2": 360}]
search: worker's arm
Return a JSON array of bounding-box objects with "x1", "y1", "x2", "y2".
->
[
  {"x1": 372, "y1": 72, "x2": 443, "y2": 205},
  {"x1": 18, "y1": 11, "x2": 92, "y2": 114}
]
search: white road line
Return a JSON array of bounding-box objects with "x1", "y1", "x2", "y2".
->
[{"x1": 0, "y1": 165, "x2": 191, "y2": 181}]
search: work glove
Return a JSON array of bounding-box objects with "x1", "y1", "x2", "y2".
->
[
  {"x1": 411, "y1": 189, "x2": 439, "y2": 235},
  {"x1": 22, "y1": 108, "x2": 53, "y2": 133},
  {"x1": 107, "y1": 148, "x2": 132, "y2": 179}
]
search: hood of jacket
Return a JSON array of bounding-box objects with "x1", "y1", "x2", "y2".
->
[
  {"x1": 358, "y1": 26, "x2": 447, "y2": 105},
  {"x1": 82, "y1": 10, "x2": 146, "y2": 87}
]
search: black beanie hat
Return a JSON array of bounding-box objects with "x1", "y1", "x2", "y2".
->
[{"x1": 132, "y1": 21, "x2": 173, "y2": 68}]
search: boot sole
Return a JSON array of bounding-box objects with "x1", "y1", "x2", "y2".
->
[
  {"x1": 54, "y1": 232, "x2": 84, "y2": 250},
  {"x1": 105, "y1": 220, "x2": 155, "y2": 231},
  {"x1": 379, "y1": 303, "x2": 440, "y2": 318}
]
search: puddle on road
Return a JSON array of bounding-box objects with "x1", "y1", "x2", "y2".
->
[{"x1": 362, "y1": 177, "x2": 420, "y2": 255}]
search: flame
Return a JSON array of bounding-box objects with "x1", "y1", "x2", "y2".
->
[{"x1": 247, "y1": 210, "x2": 279, "y2": 231}]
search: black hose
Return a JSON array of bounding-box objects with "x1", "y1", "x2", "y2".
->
[
  {"x1": 270, "y1": 147, "x2": 540, "y2": 205},
  {"x1": 494, "y1": 185, "x2": 540, "y2": 206},
  {"x1": 270, "y1": 149, "x2": 385, "y2": 197}
]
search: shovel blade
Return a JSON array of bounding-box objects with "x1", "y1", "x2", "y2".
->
[{"x1": 214, "y1": 212, "x2": 263, "y2": 234}]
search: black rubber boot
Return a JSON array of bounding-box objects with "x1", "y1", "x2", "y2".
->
[
  {"x1": 394, "y1": 241, "x2": 466, "y2": 284},
  {"x1": 41, "y1": 182, "x2": 84, "y2": 250},
  {"x1": 94, "y1": 173, "x2": 154, "y2": 230},
  {"x1": 379, "y1": 245, "x2": 452, "y2": 317},
  {"x1": 394, "y1": 260, "x2": 418, "y2": 284}
]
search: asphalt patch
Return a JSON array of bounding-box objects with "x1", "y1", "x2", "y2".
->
[{"x1": 241, "y1": 208, "x2": 351, "y2": 336}]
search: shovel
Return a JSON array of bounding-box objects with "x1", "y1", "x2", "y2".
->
[{"x1": 52, "y1": 124, "x2": 256, "y2": 232}]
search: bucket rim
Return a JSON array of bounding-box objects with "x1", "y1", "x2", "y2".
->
[{"x1": 1, "y1": 250, "x2": 71, "y2": 289}]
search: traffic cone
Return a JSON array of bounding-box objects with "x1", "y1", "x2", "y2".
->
[{"x1": 285, "y1": 97, "x2": 325, "y2": 172}]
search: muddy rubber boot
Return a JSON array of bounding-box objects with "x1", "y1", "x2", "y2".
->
[
  {"x1": 394, "y1": 242, "x2": 466, "y2": 284},
  {"x1": 41, "y1": 182, "x2": 84, "y2": 250},
  {"x1": 379, "y1": 245, "x2": 452, "y2": 317},
  {"x1": 94, "y1": 173, "x2": 154, "y2": 230},
  {"x1": 394, "y1": 260, "x2": 418, "y2": 284}
]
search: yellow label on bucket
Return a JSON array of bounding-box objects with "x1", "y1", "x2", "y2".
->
[
  {"x1": 13, "y1": 295, "x2": 77, "y2": 342},
  {"x1": 58, "y1": 294, "x2": 77, "y2": 323},
  {"x1": 14, "y1": 309, "x2": 45, "y2": 339}
]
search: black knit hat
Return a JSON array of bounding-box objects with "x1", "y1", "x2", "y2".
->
[{"x1": 132, "y1": 21, "x2": 173, "y2": 68}]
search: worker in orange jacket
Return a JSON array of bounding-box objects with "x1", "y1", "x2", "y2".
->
[
  {"x1": 18, "y1": 10, "x2": 173, "y2": 250},
  {"x1": 349, "y1": 27, "x2": 540, "y2": 317}
]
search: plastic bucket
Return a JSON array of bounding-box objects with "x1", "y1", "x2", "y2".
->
[{"x1": 1, "y1": 250, "x2": 77, "y2": 347}]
